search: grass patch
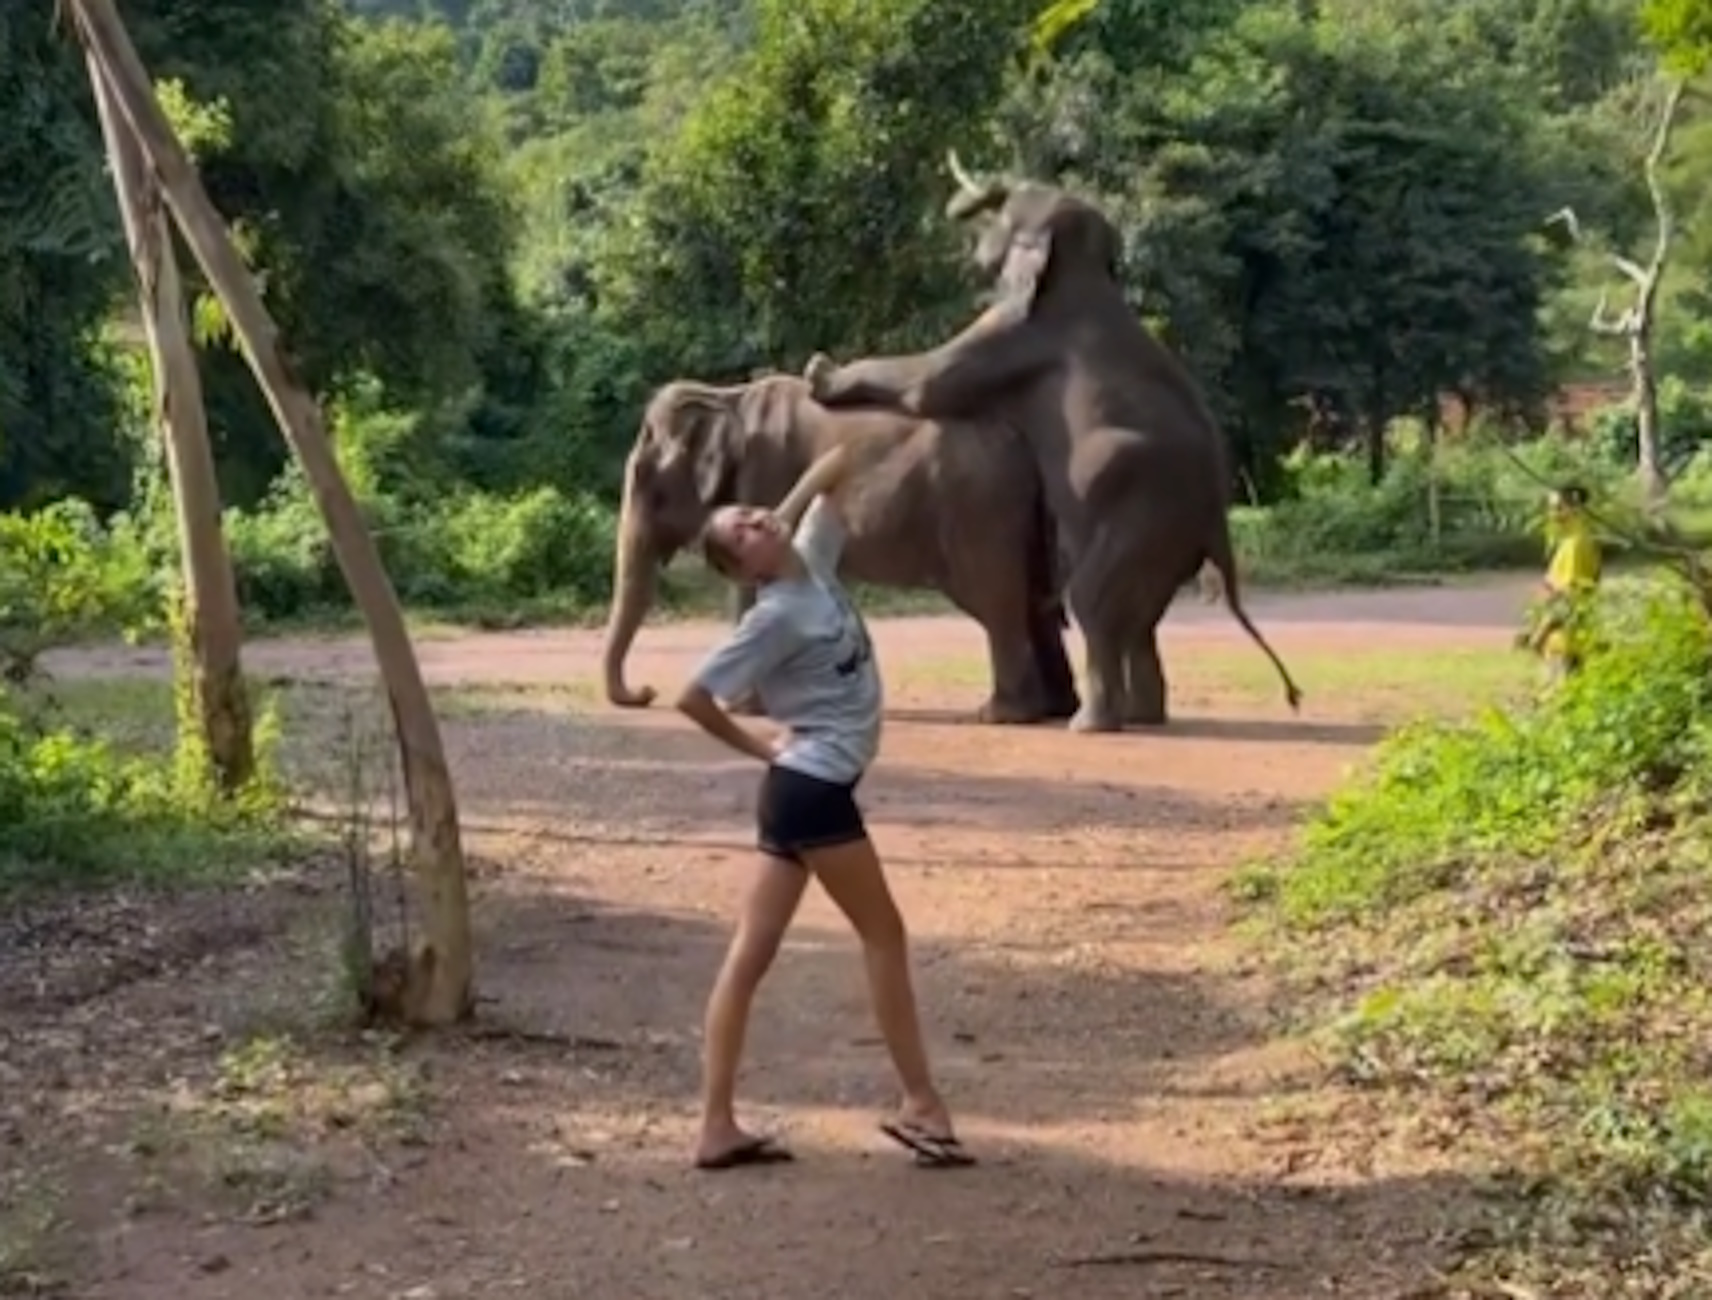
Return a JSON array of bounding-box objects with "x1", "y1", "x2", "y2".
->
[
  {"x1": 1234, "y1": 573, "x2": 1712, "y2": 1291},
  {"x1": 117, "y1": 1026, "x2": 432, "y2": 1228},
  {"x1": 0, "y1": 668, "x2": 303, "y2": 902},
  {"x1": 0, "y1": 1171, "x2": 66, "y2": 1296},
  {"x1": 898, "y1": 642, "x2": 1530, "y2": 726}
]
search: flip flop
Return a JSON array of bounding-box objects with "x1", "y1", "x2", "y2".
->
[
  {"x1": 878, "y1": 1119, "x2": 978, "y2": 1169},
  {"x1": 693, "y1": 1135, "x2": 796, "y2": 1171}
]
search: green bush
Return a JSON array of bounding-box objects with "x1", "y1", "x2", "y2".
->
[
  {"x1": 1229, "y1": 435, "x2": 1578, "y2": 586},
  {"x1": 223, "y1": 456, "x2": 621, "y2": 624},
  {"x1": 0, "y1": 698, "x2": 288, "y2": 897},
  {"x1": 0, "y1": 499, "x2": 290, "y2": 898},
  {"x1": 1252, "y1": 577, "x2": 1712, "y2": 926},
  {"x1": 0, "y1": 496, "x2": 159, "y2": 667},
  {"x1": 1237, "y1": 571, "x2": 1712, "y2": 1283}
]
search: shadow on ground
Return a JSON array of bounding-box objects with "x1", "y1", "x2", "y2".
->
[
  {"x1": 878, "y1": 709, "x2": 1384, "y2": 749},
  {"x1": 10, "y1": 870, "x2": 1481, "y2": 1300},
  {"x1": 420, "y1": 708, "x2": 1314, "y2": 844}
]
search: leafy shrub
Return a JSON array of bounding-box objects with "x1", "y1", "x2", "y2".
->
[
  {"x1": 1258, "y1": 576, "x2": 1712, "y2": 926},
  {"x1": 0, "y1": 501, "x2": 289, "y2": 897},
  {"x1": 1229, "y1": 436, "x2": 1600, "y2": 585},
  {"x1": 1238, "y1": 570, "x2": 1712, "y2": 1282},
  {"x1": 430, "y1": 485, "x2": 617, "y2": 607},
  {"x1": 0, "y1": 697, "x2": 287, "y2": 896},
  {"x1": 1585, "y1": 379, "x2": 1712, "y2": 477},
  {"x1": 223, "y1": 456, "x2": 620, "y2": 623},
  {"x1": 0, "y1": 497, "x2": 159, "y2": 669}
]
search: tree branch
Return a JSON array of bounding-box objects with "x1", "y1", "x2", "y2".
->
[
  {"x1": 1549, "y1": 80, "x2": 1685, "y2": 341},
  {"x1": 1588, "y1": 290, "x2": 1634, "y2": 336},
  {"x1": 1643, "y1": 78, "x2": 1685, "y2": 285}
]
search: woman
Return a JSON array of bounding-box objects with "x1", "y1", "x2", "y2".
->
[
  {"x1": 673, "y1": 445, "x2": 974, "y2": 1171},
  {"x1": 1519, "y1": 483, "x2": 1602, "y2": 682}
]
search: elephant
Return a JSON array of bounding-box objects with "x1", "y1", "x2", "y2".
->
[
  {"x1": 600, "y1": 372, "x2": 1081, "y2": 724},
  {"x1": 803, "y1": 153, "x2": 1302, "y2": 733}
]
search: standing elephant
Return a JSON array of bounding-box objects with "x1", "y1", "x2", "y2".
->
[
  {"x1": 600, "y1": 373, "x2": 1080, "y2": 724},
  {"x1": 803, "y1": 154, "x2": 1302, "y2": 733}
]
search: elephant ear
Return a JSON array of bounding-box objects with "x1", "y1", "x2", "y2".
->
[
  {"x1": 999, "y1": 227, "x2": 1054, "y2": 312},
  {"x1": 674, "y1": 391, "x2": 738, "y2": 506}
]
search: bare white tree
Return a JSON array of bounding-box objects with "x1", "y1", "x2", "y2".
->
[{"x1": 1546, "y1": 77, "x2": 1686, "y2": 508}]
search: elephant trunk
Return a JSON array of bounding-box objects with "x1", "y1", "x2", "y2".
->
[{"x1": 602, "y1": 463, "x2": 660, "y2": 708}]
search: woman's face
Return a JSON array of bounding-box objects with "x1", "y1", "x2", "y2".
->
[{"x1": 707, "y1": 505, "x2": 791, "y2": 581}]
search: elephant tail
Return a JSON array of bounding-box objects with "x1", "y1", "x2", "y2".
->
[{"x1": 1203, "y1": 526, "x2": 1303, "y2": 713}]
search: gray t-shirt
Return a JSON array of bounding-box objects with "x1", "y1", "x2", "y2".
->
[{"x1": 692, "y1": 496, "x2": 882, "y2": 784}]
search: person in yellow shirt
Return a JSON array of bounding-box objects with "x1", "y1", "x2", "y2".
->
[{"x1": 1519, "y1": 483, "x2": 1602, "y2": 681}]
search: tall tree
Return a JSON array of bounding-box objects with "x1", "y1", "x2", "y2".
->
[
  {"x1": 72, "y1": 0, "x2": 474, "y2": 1026},
  {"x1": 90, "y1": 53, "x2": 256, "y2": 793},
  {"x1": 605, "y1": 0, "x2": 1038, "y2": 375}
]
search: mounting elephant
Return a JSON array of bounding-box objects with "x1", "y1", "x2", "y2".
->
[
  {"x1": 804, "y1": 154, "x2": 1302, "y2": 733},
  {"x1": 600, "y1": 373, "x2": 1080, "y2": 724}
]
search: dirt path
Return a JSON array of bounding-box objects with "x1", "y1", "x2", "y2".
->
[{"x1": 19, "y1": 579, "x2": 1534, "y2": 1299}]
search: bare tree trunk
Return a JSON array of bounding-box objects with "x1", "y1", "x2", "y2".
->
[
  {"x1": 1633, "y1": 330, "x2": 1665, "y2": 504},
  {"x1": 1423, "y1": 407, "x2": 1442, "y2": 549},
  {"x1": 71, "y1": 0, "x2": 473, "y2": 1026},
  {"x1": 89, "y1": 53, "x2": 255, "y2": 795},
  {"x1": 1547, "y1": 77, "x2": 1683, "y2": 511}
]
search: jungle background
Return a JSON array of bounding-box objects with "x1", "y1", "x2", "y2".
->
[{"x1": 13, "y1": 0, "x2": 1712, "y2": 631}]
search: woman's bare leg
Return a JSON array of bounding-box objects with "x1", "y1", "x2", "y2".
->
[
  {"x1": 801, "y1": 835, "x2": 957, "y2": 1140},
  {"x1": 696, "y1": 853, "x2": 809, "y2": 1166}
]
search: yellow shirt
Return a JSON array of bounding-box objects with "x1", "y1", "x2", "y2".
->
[
  {"x1": 1546, "y1": 521, "x2": 1601, "y2": 591},
  {"x1": 1542, "y1": 521, "x2": 1601, "y2": 658}
]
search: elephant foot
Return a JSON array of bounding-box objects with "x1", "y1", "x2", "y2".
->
[
  {"x1": 1122, "y1": 694, "x2": 1168, "y2": 727},
  {"x1": 976, "y1": 695, "x2": 1047, "y2": 726},
  {"x1": 1068, "y1": 702, "x2": 1124, "y2": 734},
  {"x1": 1043, "y1": 690, "x2": 1081, "y2": 720}
]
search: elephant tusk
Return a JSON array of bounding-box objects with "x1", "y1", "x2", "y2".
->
[{"x1": 946, "y1": 148, "x2": 984, "y2": 197}]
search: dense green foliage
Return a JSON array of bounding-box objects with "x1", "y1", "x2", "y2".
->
[
  {"x1": 1237, "y1": 574, "x2": 1712, "y2": 1286},
  {"x1": 6, "y1": 0, "x2": 1712, "y2": 626}
]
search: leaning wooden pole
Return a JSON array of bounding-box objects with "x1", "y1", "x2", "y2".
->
[
  {"x1": 88, "y1": 49, "x2": 256, "y2": 795},
  {"x1": 69, "y1": 0, "x2": 473, "y2": 1024}
]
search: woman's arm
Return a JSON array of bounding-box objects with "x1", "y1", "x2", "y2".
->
[
  {"x1": 675, "y1": 684, "x2": 777, "y2": 763},
  {"x1": 774, "y1": 445, "x2": 854, "y2": 531}
]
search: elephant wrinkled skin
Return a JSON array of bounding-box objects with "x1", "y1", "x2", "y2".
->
[
  {"x1": 804, "y1": 156, "x2": 1302, "y2": 733},
  {"x1": 601, "y1": 373, "x2": 1079, "y2": 725}
]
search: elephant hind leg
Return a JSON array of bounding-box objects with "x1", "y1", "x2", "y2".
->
[
  {"x1": 1030, "y1": 601, "x2": 1080, "y2": 719},
  {"x1": 1117, "y1": 558, "x2": 1190, "y2": 725},
  {"x1": 1064, "y1": 542, "x2": 1127, "y2": 734},
  {"x1": 1122, "y1": 631, "x2": 1167, "y2": 727}
]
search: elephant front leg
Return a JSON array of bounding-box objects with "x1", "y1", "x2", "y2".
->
[
  {"x1": 1122, "y1": 630, "x2": 1168, "y2": 727},
  {"x1": 976, "y1": 627, "x2": 1048, "y2": 725},
  {"x1": 1030, "y1": 605, "x2": 1080, "y2": 720}
]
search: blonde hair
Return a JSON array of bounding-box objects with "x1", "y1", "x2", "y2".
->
[{"x1": 698, "y1": 511, "x2": 743, "y2": 580}]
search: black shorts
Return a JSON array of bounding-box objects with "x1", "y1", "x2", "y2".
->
[{"x1": 757, "y1": 763, "x2": 867, "y2": 863}]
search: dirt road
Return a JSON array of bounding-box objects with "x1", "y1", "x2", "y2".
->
[{"x1": 21, "y1": 578, "x2": 1533, "y2": 1299}]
